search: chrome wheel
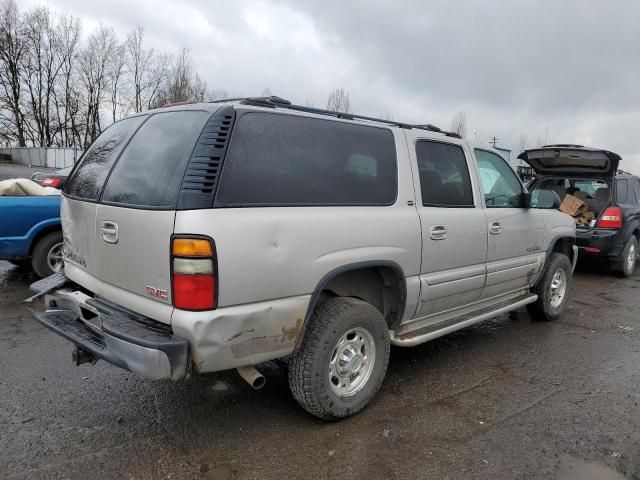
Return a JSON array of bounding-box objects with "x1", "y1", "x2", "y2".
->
[
  {"x1": 549, "y1": 268, "x2": 567, "y2": 309},
  {"x1": 46, "y1": 242, "x2": 64, "y2": 273},
  {"x1": 627, "y1": 243, "x2": 636, "y2": 272},
  {"x1": 329, "y1": 327, "x2": 376, "y2": 397}
]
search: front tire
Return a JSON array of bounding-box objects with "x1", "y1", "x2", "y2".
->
[
  {"x1": 31, "y1": 231, "x2": 64, "y2": 278},
  {"x1": 527, "y1": 253, "x2": 572, "y2": 321},
  {"x1": 288, "y1": 297, "x2": 390, "y2": 421},
  {"x1": 613, "y1": 236, "x2": 637, "y2": 278}
]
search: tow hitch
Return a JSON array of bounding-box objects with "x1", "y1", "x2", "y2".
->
[{"x1": 72, "y1": 347, "x2": 97, "y2": 366}]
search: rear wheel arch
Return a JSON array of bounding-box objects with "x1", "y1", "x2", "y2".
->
[
  {"x1": 294, "y1": 261, "x2": 406, "y2": 353},
  {"x1": 29, "y1": 224, "x2": 63, "y2": 256}
]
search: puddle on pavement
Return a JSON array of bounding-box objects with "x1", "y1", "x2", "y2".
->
[{"x1": 557, "y1": 454, "x2": 627, "y2": 480}]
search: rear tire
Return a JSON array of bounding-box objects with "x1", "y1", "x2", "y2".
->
[
  {"x1": 31, "y1": 231, "x2": 63, "y2": 278},
  {"x1": 613, "y1": 236, "x2": 637, "y2": 278},
  {"x1": 288, "y1": 297, "x2": 390, "y2": 421},
  {"x1": 527, "y1": 253, "x2": 572, "y2": 321}
]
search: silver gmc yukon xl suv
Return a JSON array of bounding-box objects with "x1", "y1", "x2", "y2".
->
[{"x1": 32, "y1": 96, "x2": 577, "y2": 420}]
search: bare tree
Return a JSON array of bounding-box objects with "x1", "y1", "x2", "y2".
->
[
  {"x1": 108, "y1": 41, "x2": 127, "y2": 122},
  {"x1": 260, "y1": 87, "x2": 271, "y2": 97},
  {"x1": 144, "y1": 51, "x2": 170, "y2": 109},
  {"x1": 79, "y1": 25, "x2": 117, "y2": 145},
  {"x1": 326, "y1": 87, "x2": 351, "y2": 113},
  {"x1": 0, "y1": 0, "x2": 27, "y2": 146},
  {"x1": 450, "y1": 110, "x2": 467, "y2": 138},
  {"x1": 0, "y1": 7, "x2": 212, "y2": 148},
  {"x1": 52, "y1": 12, "x2": 81, "y2": 147},
  {"x1": 206, "y1": 88, "x2": 229, "y2": 101},
  {"x1": 304, "y1": 97, "x2": 315, "y2": 108},
  {"x1": 125, "y1": 24, "x2": 165, "y2": 114},
  {"x1": 158, "y1": 47, "x2": 206, "y2": 105}
]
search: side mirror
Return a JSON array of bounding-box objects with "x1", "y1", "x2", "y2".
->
[{"x1": 529, "y1": 189, "x2": 560, "y2": 209}]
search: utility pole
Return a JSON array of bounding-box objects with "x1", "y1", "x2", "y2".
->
[{"x1": 489, "y1": 136, "x2": 499, "y2": 147}]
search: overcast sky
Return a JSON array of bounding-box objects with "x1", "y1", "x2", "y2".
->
[{"x1": 23, "y1": 0, "x2": 640, "y2": 172}]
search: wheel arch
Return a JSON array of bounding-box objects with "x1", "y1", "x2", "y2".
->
[
  {"x1": 541, "y1": 235, "x2": 576, "y2": 283},
  {"x1": 29, "y1": 223, "x2": 63, "y2": 255},
  {"x1": 293, "y1": 261, "x2": 407, "y2": 353}
]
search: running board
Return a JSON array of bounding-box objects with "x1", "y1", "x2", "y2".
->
[{"x1": 390, "y1": 294, "x2": 537, "y2": 347}]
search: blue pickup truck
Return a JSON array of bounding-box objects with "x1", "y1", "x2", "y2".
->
[{"x1": 0, "y1": 195, "x2": 62, "y2": 277}]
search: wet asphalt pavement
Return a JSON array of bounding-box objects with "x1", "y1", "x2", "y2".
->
[{"x1": 1, "y1": 260, "x2": 639, "y2": 480}]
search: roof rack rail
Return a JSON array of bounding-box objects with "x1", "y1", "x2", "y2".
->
[{"x1": 209, "y1": 95, "x2": 461, "y2": 138}]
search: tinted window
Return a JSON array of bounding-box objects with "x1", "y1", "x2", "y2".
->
[
  {"x1": 475, "y1": 149, "x2": 523, "y2": 207},
  {"x1": 64, "y1": 116, "x2": 146, "y2": 200},
  {"x1": 102, "y1": 111, "x2": 210, "y2": 208},
  {"x1": 632, "y1": 180, "x2": 640, "y2": 205},
  {"x1": 216, "y1": 113, "x2": 397, "y2": 206},
  {"x1": 416, "y1": 141, "x2": 473, "y2": 207},
  {"x1": 616, "y1": 179, "x2": 629, "y2": 203}
]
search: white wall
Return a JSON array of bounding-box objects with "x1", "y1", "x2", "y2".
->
[{"x1": 0, "y1": 147, "x2": 82, "y2": 168}]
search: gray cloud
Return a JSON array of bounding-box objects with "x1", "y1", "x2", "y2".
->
[{"x1": 23, "y1": 0, "x2": 640, "y2": 170}]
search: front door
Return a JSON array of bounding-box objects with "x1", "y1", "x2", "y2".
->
[
  {"x1": 474, "y1": 149, "x2": 545, "y2": 299},
  {"x1": 412, "y1": 139, "x2": 488, "y2": 317}
]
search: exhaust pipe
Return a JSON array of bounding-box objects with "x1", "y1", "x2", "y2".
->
[{"x1": 237, "y1": 366, "x2": 266, "y2": 390}]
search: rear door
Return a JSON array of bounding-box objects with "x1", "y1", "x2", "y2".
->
[
  {"x1": 411, "y1": 139, "x2": 488, "y2": 317},
  {"x1": 474, "y1": 149, "x2": 545, "y2": 299},
  {"x1": 62, "y1": 115, "x2": 147, "y2": 281},
  {"x1": 95, "y1": 110, "x2": 211, "y2": 322}
]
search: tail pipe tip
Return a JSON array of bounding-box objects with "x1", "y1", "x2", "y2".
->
[{"x1": 237, "y1": 366, "x2": 266, "y2": 390}]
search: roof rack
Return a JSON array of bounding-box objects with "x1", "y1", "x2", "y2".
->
[{"x1": 208, "y1": 96, "x2": 461, "y2": 138}]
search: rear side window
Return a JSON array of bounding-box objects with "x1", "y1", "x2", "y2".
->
[
  {"x1": 632, "y1": 180, "x2": 640, "y2": 205},
  {"x1": 215, "y1": 112, "x2": 397, "y2": 206},
  {"x1": 102, "y1": 111, "x2": 210, "y2": 208},
  {"x1": 616, "y1": 179, "x2": 629, "y2": 203},
  {"x1": 64, "y1": 116, "x2": 145, "y2": 201},
  {"x1": 416, "y1": 141, "x2": 474, "y2": 207}
]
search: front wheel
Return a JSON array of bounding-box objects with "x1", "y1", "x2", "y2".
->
[
  {"x1": 288, "y1": 297, "x2": 390, "y2": 420},
  {"x1": 527, "y1": 253, "x2": 572, "y2": 321}
]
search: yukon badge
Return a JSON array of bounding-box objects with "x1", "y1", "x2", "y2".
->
[{"x1": 145, "y1": 286, "x2": 168, "y2": 300}]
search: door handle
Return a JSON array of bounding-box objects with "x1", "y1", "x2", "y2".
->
[
  {"x1": 100, "y1": 221, "x2": 119, "y2": 244},
  {"x1": 489, "y1": 221, "x2": 503, "y2": 235},
  {"x1": 429, "y1": 225, "x2": 447, "y2": 240}
]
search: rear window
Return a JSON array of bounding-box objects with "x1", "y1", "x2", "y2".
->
[
  {"x1": 64, "y1": 115, "x2": 146, "y2": 201},
  {"x1": 102, "y1": 111, "x2": 210, "y2": 208},
  {"x1": 215, "y1": 112, "x2": 397, "y2": 206},
  {"x1": 616, "y1": 179, "x2": 629, "y2": 203}
]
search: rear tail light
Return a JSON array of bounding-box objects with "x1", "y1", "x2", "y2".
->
[
  {"x1": 171, "y1": 236, "x2": 217, "y2": 310},
  {"x1": 41, "y1": 177, "x2": 62, "y2": 187},
  {"x1": 596, "y1": 206, "x2": 623, "y2": 229}
]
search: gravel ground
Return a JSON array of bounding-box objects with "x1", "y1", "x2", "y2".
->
[{"x1": 1, "y1": 261, "x2": 639, "y2": 479}]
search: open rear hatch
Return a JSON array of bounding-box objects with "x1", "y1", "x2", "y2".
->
[{"x1": 518, "y1": 144, "x2": 620, "y2": 178}]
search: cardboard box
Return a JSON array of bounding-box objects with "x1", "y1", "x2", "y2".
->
[{"x1": 559, "y1": 194, "x2": 584, "y2": 216}]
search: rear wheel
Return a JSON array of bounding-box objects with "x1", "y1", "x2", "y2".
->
[
  {"x1": 527, "y1": 253, "x2": 572, "y2": 321},
  {"x1": 288, "y1": 297, "x2": 390, "y2": 420},
  {"x1": 613, "y1": 236, "x2": 637, "y2": 277},
  {"x1": 31, "y1": 231, "x2": 63, "y2": 278}
]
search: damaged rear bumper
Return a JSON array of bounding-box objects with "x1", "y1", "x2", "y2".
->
[{"x1": 32, "y1": 287, "x2": 189, "y2": 381}]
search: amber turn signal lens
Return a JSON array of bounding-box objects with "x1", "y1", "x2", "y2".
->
[{"x1": 172, "y1": 238, "x2": 213, "y2": 257}]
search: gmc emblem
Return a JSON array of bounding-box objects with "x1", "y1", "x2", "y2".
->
[{"x1": 145, "y1": 286, "x2": 168, "y2": 300}]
